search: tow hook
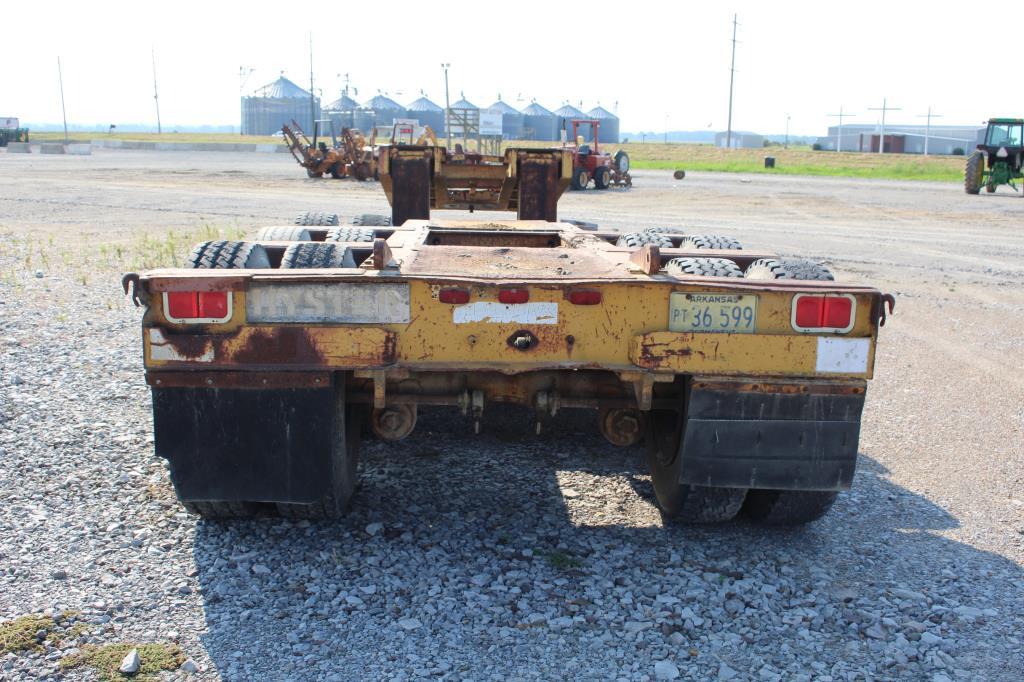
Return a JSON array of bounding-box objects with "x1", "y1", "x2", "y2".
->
[
  {"x1": 121, "y1": 273, "x2": 148, "y2": 307},
  {"x1": 877, "y1": 293, "x2": 896, "y2": 327}
]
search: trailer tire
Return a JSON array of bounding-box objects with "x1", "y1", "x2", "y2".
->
[
  {"x1": 743, "y1": 490, "x2": 838, "y2": 525},
  {"x1": 964, "y1": 151, "x2": 983, "y2": 195},
  {"x1": 679, "y1": 234, "x2": 742, "y2": 250},
  {"x1": 594, "y1": 166, "x2": 612, "y2": 190},
  {"x1": 276, "y1": 403, "x2": 365, "y2": 520},
  {"x1": 351, "y1": 213, "x2": 391, "y2": 227},
  {"x1": 182, "y1": 500, "x2": 261, "y2": 519},
  {"x1": 326, "y1": 227, "x2": 375, "y2": 243},
  {"x1": 646, "y1": 408, "x2": 746, "y2": 523},
  {"x1": 306, "y1": 168, "x2": 323, "y2": 178},
  {"x1": 254, "y1": 226, "x2": 312, "y2": 242},
  {"x1": 616, "y1": 232, "x2": 673, "y2": 248},
  {"x1": 744, "y1": 258, "x2": 834, "y2": 281},
  {"x1": 187, "y1": 240, "x2": 270, "y2": 269},
  {"x1": 643, "y1": 227, "x2": 684, "y2": 235},
  {"x1": 570, "y1": 167, "x2": 590, "y2": 191},
  {"x1": 294, "y1": 211, "x2": 340, "y2": 226},
  {"x1": 281, "y1": 242, "x2": 356, "y2": 269},
  {"x1": 329, "y1": 163, "x2": 347, "y2": 179},
  {"x1": 664, "y1": 257, "x2": 743, "y2": 278}
]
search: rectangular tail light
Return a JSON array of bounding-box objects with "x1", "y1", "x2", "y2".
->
[
  {"x1": 439, "y1": 288, "x2": 471, "y2": 304},
  {"x1": 498, "y1": 288, "x2": 529, "y2": 304},
  {"x1": 163, "y1": 291, "x2": 232, "y2": 323},
  {"x1": 791, "y1": 294, "x2": 855, "y2": 333},
  {"x1": 567, "y1": 289, "x2": 602, "y2": 305}
]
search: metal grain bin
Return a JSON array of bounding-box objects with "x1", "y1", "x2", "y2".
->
[
  {"x1": 587, "y1": 105, "x2": 620, "y2": 144},
  {"x1": 554, "y1": 104, "x2": 588, "y2": 142},
  {"x1": 241, "y1": 75, "x2": 319, "y2": 135},
  {"x1": 361, "y1": 94, "x2": 407, "y2": 131},
  {"x1": 324, "y1": 93, "x2": 359, "y2": 130},
  {"x1": 485, "y1": 99, "x2": 524, "y2": 140},
  {"x1": 405, "y1": 96, "x2": 445, "y2": 136},
  {"x1": 520, "y1": 102, "x2": 558, "y2": 142}
]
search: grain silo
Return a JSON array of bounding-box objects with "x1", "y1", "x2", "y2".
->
[
  {"x1": 587, "y1": 105, "x2": 620, "y2": 144},
  {"x1": 361, "y1": 94, "x2": 406, "y2": 131},
  {"x1": 554, "y1": 104, "x2": 589, "y2": 143},
  {"x1": 485, "y1": 99, "x2": 524, "y2": 140},
  {"x1": 447, "y1": 96, "x2": 479, "y2": 139},
  {"x1": 323, "y1": 93, "x2": 360, "y2": 131},
  {"x1": 241, "y1": 75, "x2": 319, "y2": 135},
  {"x1": 405, "y1": 95, "x2": 445, "y2": 136},
  {"x1": 520, "y1": 102, "x2": 558, "y2": 141}
]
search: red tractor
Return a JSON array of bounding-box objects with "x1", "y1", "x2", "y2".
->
[{"x1": 565, "y1": 119, "x2": 631, "y2": 190}]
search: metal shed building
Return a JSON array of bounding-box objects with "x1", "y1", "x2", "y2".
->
[
  {"x1": 714, "y1": 131, "x2": 764, "y2": 149},
  {"x1": 587, "y1": 105, "x2": 620, "y2": 144},
  {"x1": 520, "y1": 102, "x2": 558, "y2": 141},
  {"x1": 241, "y1": 75, "x2": 319, "y2": 136},
  {"x1": 405, "y1": 96, "x2": 445, "y2": 136},
  {"x1": 485, "y1": 99, "x2": 525, "y2": 140}
]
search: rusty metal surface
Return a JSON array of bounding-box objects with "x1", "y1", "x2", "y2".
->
[
  {"x1": 146, "y1": 371, "x2": 331, "y2": 389},
  {"x1": 629, "y1": 245, "x2": 661, "y2": 275},
  {"x1": 403, "y1": 245, "x2": 626, "y2": 279}
]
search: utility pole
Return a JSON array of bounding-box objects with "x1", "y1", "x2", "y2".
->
[
  {"x1": 784, "y1": 114, "x2": 790, "y2": 149},
  {"x1": 664, "y1": 114, "x2": 668, "y2": 144},
  {"x1": 309, "y1": 33, "x2": 316, "y2": 134},
  {"x1": 441, "y1": 63, "x2": 451, "y2": 150},
  {"x1": 151, "y1": 48, "x2": 162, "y2": 134},
  {"x1": 868, "y1": 97, "x2": 901, "y2": 154},
  {"x1": 725, "y1": 14, "x2": 739, "y2": 149},
  {"x1": 57, "y1": 56, "x2": 68, "y2": 144},
  {"x1": 827, "y1": 106, "x2": 855, "y2": 152},
  {"x1": 916, "y1": 106, "x2": 942, "y2": 156}
]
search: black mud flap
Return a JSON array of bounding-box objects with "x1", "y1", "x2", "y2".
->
[
  {"x1": 679, "y1": 382, "x2": 866, "y2": 491},
  {"x1": 152, "y1": 386, "x2": 336, "y2": 504}
]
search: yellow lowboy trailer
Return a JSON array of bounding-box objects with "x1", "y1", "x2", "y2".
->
[{"x1": 124, "y1": 146, "x2": 894, "y2": 525}]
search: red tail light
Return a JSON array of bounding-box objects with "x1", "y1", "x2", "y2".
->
[
  {"x1": 567, "y1": 289, "x2": 602, "y2": 305},
  {"x1": 792, "y1": 294, "x2": 855, "y2": 333},
  {"x1": 498, "y1": 288, "x2": 529, "y2": 304},
  {"x1": 439, "y1": 288, "x2": 470, "y2": 304},
  {"x1": 163, "y1": 291, "x2": 231, "y2": 323}
]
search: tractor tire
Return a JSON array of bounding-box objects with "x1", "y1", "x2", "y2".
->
[
  {"x1": 594, "y1": 166, "x2": 612, "y2": 190},
  {"x1": 352, "y1": 162, "x2": 372, "y2": 181},
  {"x1": 986, "y1": 183, "x2": 996, "y2": 193},
  {"x1": 294, "y1": 211, "x2": 340, "y2": 226},
  {"x1": 964, "y1": 151, "x2": 983, "y2": 195},
  {"x1": 744, "y1": 258, "x2": 834, "y2": 281},
  {"x1": 326, "y1": 227, "x2": 375, "y2": 243},
  {"x1": 351, "y1": 213, "x2": 391, "y2": 227},
  {"x1": 646, "y1": 407, "x2": 746, "y2": 523},
  {"x1": 570, "y1": 167, "x2": 590, "y2": 191},
  {"x1": 254, "y1": 226, "x2": 312, "y2": 242},
  {"x1": 276, "y1": 402, "x2": 365, "y2": 520},
  {"x1": 329, "y1": 163, "x2": 347, "y2": 179},
  {"x1": 616, "y1": 232, "x2": 673, "y2": 248},
  {"x1": 281, "y1": 242, "x2": 357, "y2": 269},
  {"x1": 306, "y1": 168, "x2": 324, "y2": 178},
  {"x1": 614, "y1": 150, "x2": 630, "y2": 174},
  {"x1": 187, "y1": 240, "x2": 270, "y2": 269},
  {"x1": 182, "y1": 500, "x2": 261, "y2": 519},
  {"x1": 743, "y1": 490, "x2": 838, "y2": 526},
  {"x1": 664, "y1": 257, "x2": 744, "y2": 278},
  {"x1": 679, "y1": 234, "x2": 743, "y2": 250}
]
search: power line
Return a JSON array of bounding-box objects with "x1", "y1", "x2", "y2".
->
[
  {"x1": 915, "y1": 106, "x2": 942, "y2": 156},
  {"x1": 725, "y1": 14, "x2": 739, "y2": 150},
  {"x1": 867, "y1": 97, "x2": 901, "y2": 154},
  {"x1": 827, "y1": 106, "x2": 857, "y2": 153}
]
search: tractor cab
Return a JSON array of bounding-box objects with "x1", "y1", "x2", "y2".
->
[
  {"x1": 965, "y1": 118, "x2": 1024, "y2": 195},
  {"x1": 982, "y1": 118, "x2": 1023, "y2": 149}
]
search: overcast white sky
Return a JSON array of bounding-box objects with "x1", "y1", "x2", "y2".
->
[{"x1": 4, "y1": 0, "x2": 1019, "y2": 135}]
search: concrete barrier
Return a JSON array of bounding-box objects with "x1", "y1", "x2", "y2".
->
[
  {"x1": 90, "y1": 139, "x2": 288, "y2": 153},
  {"x1": 66, "y1": 143, "x2": 92, "y2": 155},
  {"x1": 40, "y1": 144, "x2": 67, "y2": 154},
  {"x1": 6, "y1": 142, "x2": 31, "y2": 153}
]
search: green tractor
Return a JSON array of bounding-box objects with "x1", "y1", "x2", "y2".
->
[{"x1": 964, "y1": 118, "x2": 1023, "y2": 195}]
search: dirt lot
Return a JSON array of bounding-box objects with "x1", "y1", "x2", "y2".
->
[{"x1": 1, "y1": 149, "x2": 1022, "y2": 680}]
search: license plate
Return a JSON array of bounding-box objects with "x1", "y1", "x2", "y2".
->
[{"x1": 669, "y1": 292, "x2": 757, "y2": 333}]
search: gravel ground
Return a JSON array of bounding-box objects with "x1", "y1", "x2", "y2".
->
[{"x1": 1, "y1": 149, "x2": 1023, "y2": 680}]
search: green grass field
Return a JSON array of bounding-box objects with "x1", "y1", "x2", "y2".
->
[{"x1": 27, "y1": 132, "x2": 966, "y2": 182}]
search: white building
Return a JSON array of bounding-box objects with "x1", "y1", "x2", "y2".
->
[
  {"x1": 715, "y1": 131, "x2": 764, "y2": 149},
  {"x1": 815, "y1": 123, "x2": 985, "y2": 155}
]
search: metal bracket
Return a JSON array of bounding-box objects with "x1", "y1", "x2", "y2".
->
[
  {"x1": 121, "y1": 273, "x2": 148, "y2": 308},
  {"x1": 617, "y1": 371, "x2": 675, "y2": 411},
  {"x1": 876, "y1": 293, "x2": 896, "y2": 327},
  {"x1": 371, "y1": 238, "x2": 397, "y2": 270},
  {"x1": 629, "y1": 245, "x2": 661, "y2": 275},
  {"x1": 353, "y1": 368, "x2": 410, "y2": 409}
]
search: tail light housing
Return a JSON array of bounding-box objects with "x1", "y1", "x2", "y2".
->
[
  {"x1": 567, "y1": 289, "x2": 602, "y2": 305},
  {"x1": 498, "y1": 288, "x2": 530, "y2": 304},
  {"x1": 438, "y1": 288, "x2": 471, "y2": 304},
  {"x1": 791, "y1": 294, "x2": 855, "y2": 333},
  {"x1": 163, "y1": 291, "x2": 232, "y2": 323}
]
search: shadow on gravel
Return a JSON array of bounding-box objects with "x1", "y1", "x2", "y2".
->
[{"x1": 191, "y1": 407, "x2": 1023, "y2": 679}]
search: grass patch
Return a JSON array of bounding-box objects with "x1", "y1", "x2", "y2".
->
[
  {"x1": 60, "y1": 642, "x2": 184, "y2": 680},
  {"x1": 540, "y1": 551, "x2": 583, "y2": 570},
  {"x1": 0, "y1": 615, "x2": 54, "y2": 655}
]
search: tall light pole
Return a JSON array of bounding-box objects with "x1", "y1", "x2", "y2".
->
[
  {"x1": 309, "y1": 33, "x2": 316, "y2": 134},
  {"x1": 827, "y1": 106, "x2": 855, "y2": 152},
  {"x1": 725, "y1": 14, "x2": 739, "y2": 150},
  {"x1": 57, "y1": 57, "x2": 69, "y2": 144},
  {"x1": 868, "y1": 97, "x2": 901, "y2": 154},
  {"x1": 151, "y1": 48, "x2": 162, "y2": 134},
  {"x1": 916, "y1": 106, "x2": 942, "y2": 156},
  {"x1": 441, "y1": 63, "x2": 451, "y2": 150}
]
